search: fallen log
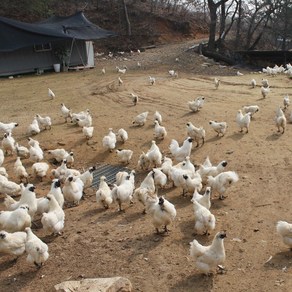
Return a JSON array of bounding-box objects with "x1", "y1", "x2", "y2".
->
[{"x1": 201, "y1": 49, "x2": 236, "y2": 65}]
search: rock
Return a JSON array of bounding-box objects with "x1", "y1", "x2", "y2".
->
[
  {"x1": 54, "y1": 277, "x2": 132, "y2": 292},
  {"x1": 57, "y1": 141, "x2": 66, "y2": 146}
]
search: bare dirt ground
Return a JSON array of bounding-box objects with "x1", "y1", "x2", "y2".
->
[{"x1": 0, "y1": 40, "x2": 292, "y2": 292}]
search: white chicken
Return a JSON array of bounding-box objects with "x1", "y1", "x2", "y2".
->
[
  {"x1": 0, "y1": 121, "x2": 18, "y2": 134},
  {"x1": 146, "y1": 140, "x2": 163, "y2": 168},
  {"x1": 102, "y1": 128, "x2": 117, "y2": 152},
  {"x1": 261, "y1": 86, "x2": 270, "y2": 98},
  {"x1": 209, "y1": 120, "x2": 227, "y2": 136},
  {"x1": 14, "y1": 157, "x2": 29, "y2": 183},
  {"x1": 134, "y1": 171, "x2": 156, "y2": 212},
  {"x1": 25, "y1": 227, "x2": 49, "y2": 268},
  {"x1": 0, "y1": 167, "x2": 8, "y2": 177},
  {"x1": 47, "y1": 148, "x2": 69, "y2": 163},
  {"x1": 190, "y1": 231, "x2": 226, "y2": 274},
  {"x1": 275, "y1": 106, "x2": 286, "y2": 134},
  {"x1": 27, "y1": 117, "x2": 40, "y2": 135},
  {"x1": 207, "y1": 171, "x2": 239, "y2": 200},
  {"x1": 0, "y1": 205, "x2": 31, "y2": 232},
  {"x1": 250, "y1": 78, "x2": 257, "y2": 88},
  {"x1": 0, "y1": 148, "x2": 4, "y2": 166},
  {"x1": 32, "y1": 162, "x2": 50, "y2": 181},
  {"x1": 214, "y1": 77, "x2": 220, "y2": 89},
  {"x1": 146, "y1": 196, "x2": 176, "y2": 234},
  {"x1": 186, "y1": 122, "x2": 205, "y2": 147},
  {"x1": 192, "y1": 187, "x2": 212, "y2": 210},
  {"x1": 179, "y1": 156, "x2": 196, "y2": 177},
  {"x1": 111, "y1": 175, "x2": 134, "y2": 212},
  {"x1": 182, "y1": 173, "x2": 202, "y2": 195},
  {"x1": 36, "y1": 179, "x2": 64, "y2": 215},
  {"x1": 65, "y1": 151, "x2": 74, "y2": 168},
  {"x1": 76, "y1": 113, "x2": 92, "y2": 128},
  {"x1": 60, "y1": 103, "x2": 71, "y2": 122},
  {"x1": 79, "y1": 166, "x2": 96, "y2": 189},
  {"x1": 96, "y1": 176, "x2": 113, "y2": 209},
  {"x1": 116, "y1": 66, "x2": 127, "y2": 74},
  {"x1": 197, "y1": 157, "x2": 228, "y2": 184},
  {"x1": 168, "y1": 70, "x2": 178, "y2": 77},
  {"x1": 161, "y1": 156, "x2": 173, "y2": 180},
  {"x1": 15, "y1": 143, "x2": 30, "y2": 158},
  {"x1": 115, "y1": 169, "x2": 135, "y2": 187},
  {"x1": 168, "y1": 164, "x2": 187, "y2": 189},
  {"x1": 53, "y1": 163, "x2": 80, "y2": 184},
  {"x1": 242, "y1": 105, "x2": 259, "y2": 118},
  {"x1": 118, "y1": 76, "x2": 123, "y2": 86},
  {"x1": 2, "y1": 132, "x2": 16, "y2": 155},
  {"x1": 132, "y1": 111, "x2": 148, "y2": 126},
  {"x1": 130, "y1": 93, "x2": 139, "y2": 106},
  {"x1": 261, "y1": 78, "x2": 269, "y2": 88},
  {"x1": 154, "y1": 120, "x2": 167, "y2": 140},
  {"x1": 4, "y1": 184, "x2": 37, "y2": 219},
  {"x1": 116, "y1": 149, "x2": 133, "y2": 164},
  {"x1": 154, "y1": 111, "x2": 162, "y2": 124},
  {"x1": 137, "y1": 152, "x2": 151, "y2": 171},
  {"x1": 48, "y1": 179, "x2": 64, "y2": 208},
  {"x1": 149, "y1": 76, "x2": 156, "y2": 85},
  {"x1": 62, "y1": 176, "x2": 84, "y2": 206},
  {"x1": 276, "y1": 221, "x2": 292, "y2": 249},
  {"x1": 152, "y1": 168, "x2": 168, "y2": 189},
  {"x1": 71, "y1": 109, "x2": 90, "y2": 124},
  {"x1": 28, "y1": 138, "x2": 43, "y2": 162},
  {"x1": 82, "y1": 126, "x2": 94, "y2": 139},
  {"x1": 48, "y1": 88, "x2": 55, "y2": 99},
  {"x1": 169, "y1": 137, "x2": 193, "y2": 162},
  {"x1": 41, "y1": 194, "x2": 65, "y2": 235},
  {"x1": 283, "y1": 95, "x2": 290, "y2": 110},
  {"x1": 35, "y1": 114, "x2": 52, "y2": 130},
  {"x1": 192, "y1": 199, "x2": 215, "y2": 235},
  {"x1": 0, "y1": 175, "x2": 21, "y2": 196},
  {"x1": 50, "y1": 159, "x2": 68, "y2": 181},
  {"x1": 188, "y1": 96, "x2": 205, "y2": 112},
  {"x1": 236, "y1": 110, "x2": 251, "y2": 133},
  {"x1": 116, "y1": 128, "x2": 128, "y2": 143},
  {"x1": 0, "y1": 230, "x2": 27, "y2": 257}
]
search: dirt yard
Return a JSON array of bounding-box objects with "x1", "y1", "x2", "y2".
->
[{"x1": 0, "y1": 40, "x2": 292, "y2": 292}]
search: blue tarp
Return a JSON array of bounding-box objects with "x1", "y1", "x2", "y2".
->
[{"x1": 0, "y1": 11, "x2": 116, "y2": 52}]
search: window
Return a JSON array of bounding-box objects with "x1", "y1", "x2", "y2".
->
[{"x1": 34, "y1": 43, "x2": 52, "y2": 52}]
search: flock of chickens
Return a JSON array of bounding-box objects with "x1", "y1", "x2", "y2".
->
[{"x1": 0, "y1": 61, "x2": 292, "y2": 281}]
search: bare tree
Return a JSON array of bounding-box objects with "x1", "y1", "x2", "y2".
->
[
  {"x1": 207, "y1": 0, "x2": 230, "y2": 51},
  {"x1": 220, "y1": 0, "x2": 238, "y2": 43},
  {"x1": 234, "y1": 0, "x2": 242, "y2": 49},
  {"x1": 121, "y1": 0, "x2": 131, "y2": 36},
  {"x1": 270, "y1": 0, "x2": 292, "y2": 50},
  {"x1": 242, "y1": 0, "x2": 280, "y2": 50}
]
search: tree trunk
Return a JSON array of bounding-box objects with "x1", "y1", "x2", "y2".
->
[
  {"x1": 221, "y1": 0, "x2": 238, "y2": 42},
  {"x1": 219, "y1": 1, "x2": 226, "y2": 39},
  {"x1": 281, "y1": 0, "x2": 288, "y2": 51},
  {"x1": 121, "y1": 0, "x2": 131, "y2": 36},
  {"x1": 235, "y1": 0, "x2": 242, "y2": 50},
  {"x1": 207, "y1": 0, "x2": 217, "y2": 51},
  {"x1": 207, "y1": 0, "x2": 229, "y2": 51}
]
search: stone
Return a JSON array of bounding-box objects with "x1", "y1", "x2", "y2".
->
[{"x1": 55, "y1": 277, "x2": 132, "y2": 292}]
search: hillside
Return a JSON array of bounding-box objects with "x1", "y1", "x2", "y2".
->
[{"x1": 0, "y1": 0, "x2": 203, "y2": 52}]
